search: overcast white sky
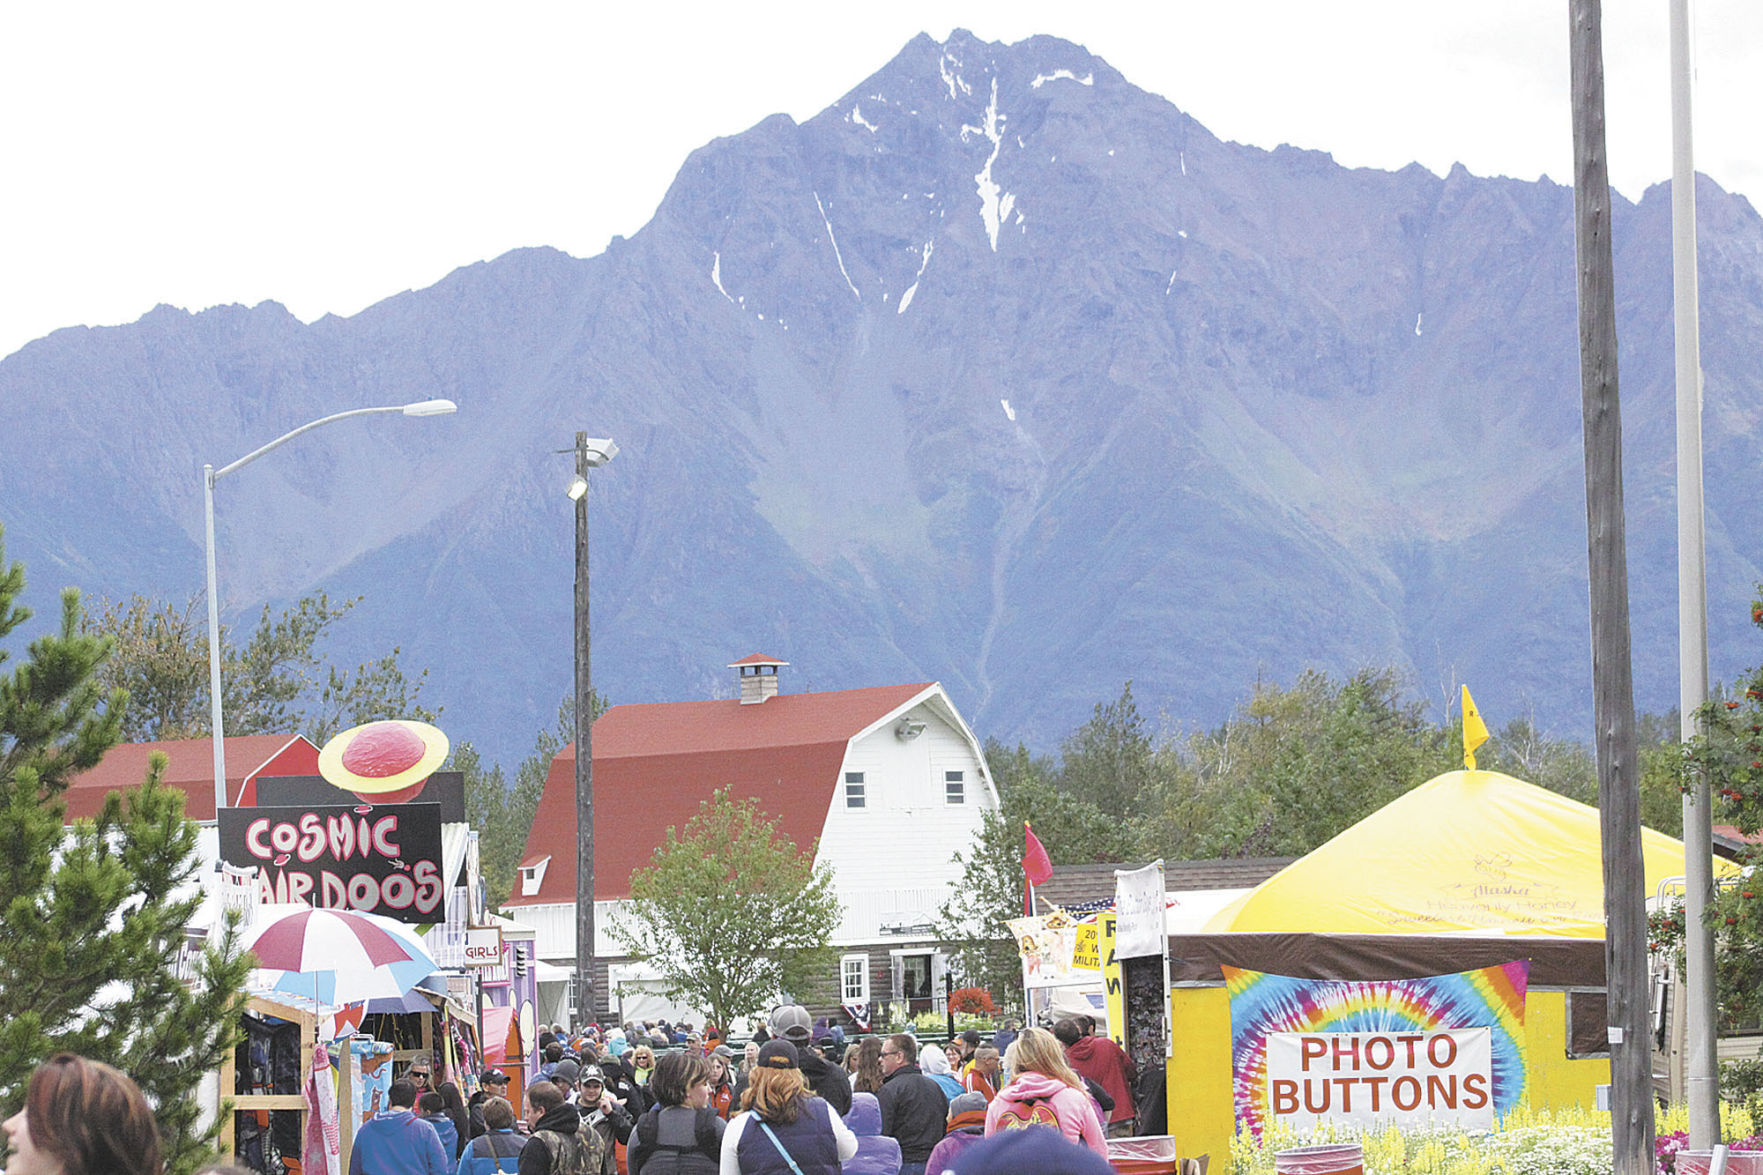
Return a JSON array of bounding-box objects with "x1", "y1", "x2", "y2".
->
[{"x1": 2, "y1": 1, "x2": 1758, "y2": 363}]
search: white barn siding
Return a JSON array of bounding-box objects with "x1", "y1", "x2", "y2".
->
[
  {"x1": 815, "y1": 700, "x2": 997, "y2": 945},
  {"x1": 519, "y1": 899, "x2": 626, "y2": 963}
]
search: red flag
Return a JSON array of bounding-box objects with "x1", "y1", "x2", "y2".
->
[{"x1": 1022, "y1": 822, "x2": 1053, "y2": 914}]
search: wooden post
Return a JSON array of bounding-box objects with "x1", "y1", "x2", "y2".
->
[
  {"x1": 1568, "y1": 1, "x2": 1655, "y2": 1170},
  {"x1": 575, "y1": 431, "x2": 598, "y2": 1029},
  {"x1": 338, "y1": 1040, "x2": 355, "y2": 1175}
]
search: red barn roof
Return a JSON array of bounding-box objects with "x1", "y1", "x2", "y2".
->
[
  {"x1": 506, "y1": 682, "x2": 933, "y2": 905},
  {"x1": 60, "y1": 734, "x2": 320, "y2": 822}
]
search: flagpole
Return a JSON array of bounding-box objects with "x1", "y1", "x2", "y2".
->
[{"x1": 1669, "y1": 0, "x2": 1717, "y2": 1144}]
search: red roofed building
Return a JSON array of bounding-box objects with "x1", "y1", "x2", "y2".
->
[
  {"x1": 502, "y1": 657, "x2": 998, "y2": 1026},
  {"x1": 59, "y1": 734, "x2": 320, "y2": 822}
]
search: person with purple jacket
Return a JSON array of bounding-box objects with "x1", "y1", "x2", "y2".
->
[
  {"x1": 923, "y1": 1093, "x2": 987, "y2": 1175},
  {"x1": 840, "y1": 1092, "x2": 901, "y2": 1175}
]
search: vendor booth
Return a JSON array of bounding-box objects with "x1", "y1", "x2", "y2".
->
[{"x1": 1161, "y1": 768, "x2": 1734, "y2": 1163}]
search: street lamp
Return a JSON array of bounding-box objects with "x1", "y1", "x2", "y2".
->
[
  {"x1": 203, "y1": 398, "x2": 457, "y2": 818},
  {"x1": 570, "y1": 433, "x2": 616, "y2": 1026}
]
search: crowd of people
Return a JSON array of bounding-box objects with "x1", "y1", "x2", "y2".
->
[{"x1": 1, "y1": 1011, "x2": 1137, "y2": 1175}]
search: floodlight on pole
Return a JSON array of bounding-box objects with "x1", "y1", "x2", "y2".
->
[
  {"x1": 203, "y1": 398, "x2": 457, "y2": 819},
  {"x1": 572, "y1": 431, "x2": 616, "y2": 1026}
]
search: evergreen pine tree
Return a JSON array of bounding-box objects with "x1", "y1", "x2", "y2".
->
[{"x1": 0, "y1": 524, "x2": 253, "y2": 1174}]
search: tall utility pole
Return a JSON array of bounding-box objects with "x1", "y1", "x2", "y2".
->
[
  {"x1": 1569, "y1": 2, "x2": 1654, "y2": 1170},
  {"x1": 574, "y1": 431, "x2": 596, "y2": 1028},
  {"x1": 1670, "y1": 0, "x2": 1718, "y2": 1146},
  {"x1": 568, "y1": 432, "x2": 617, "y2": 1027}
]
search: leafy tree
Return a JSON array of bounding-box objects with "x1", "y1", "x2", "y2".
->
[
  {"x1": 1058, "y1": 682, "x2": 1156, "y2": 817},
  {"x1": 611, "y1": 789, "x2": 840, "y2": 1031},
  {"x1": 0, "y1": 525, "x2": 252, "y2": 1174},
  {"x1": 1476, "y1": 713, "x2": 1599, "y2": 807},
  {"x1": 938, "y1": 739, "x2": 1138, "y2": 1003},
  {"x1": 86, "y1": 591, "x2": 435, "y2": 742},
  {"x1": 1187, "y1": 668, "x2": 1452, "y2": 857},
  {"x1": 1673, "y1": 592, "x2": 1763, "y2": 1022},
  {"x1": 1636, "y1": 710, "x2": 1688, "y2": 838}
]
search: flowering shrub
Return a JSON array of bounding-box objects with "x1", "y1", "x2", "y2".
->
[
  {"x1": 1655, "y1": 1130, "x2": 1763, "y2": 1174},
  {"x1": 1682, "y1": 593, "x2": 1763, "y2": 1023},
  {"x1": 1227, "y1": 1102, "x2": 1763, "y2": 1174},
  {"x1": 1229, "y1": 1105, "x2": 1614, "y2": 1174},
  {"x1": 949, "y1": 986, "x2": 998, "y2": 1016},
  {"x1": 1225, "y1": 1100, "x2": 1763, "y2": 1174}
]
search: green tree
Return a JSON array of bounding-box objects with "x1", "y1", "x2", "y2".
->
[
  {"x1": 938, "y1": 739, "x2": 1138, "y2": 1004},
  {"x1": 1058, "y1": 682, "x2": 1156, "y2": 817},
  {"x1": 86, "y1": 591, "x2": 436, "y2": 742},
  {"x1": 1636, "y1": 710, "x2": 1688, "y2": 838},
  {"x1": 1475, "y1": 714, "x2": 1600, "y2": 807},
  {"x1": 611, "y1": 789, "x2": 840, "y2": 1031},
  {"x1": 1187, "y1": 668, "x2": 1452, "y2": 857},
  {"x1": 0, "y1": 526, "x2": 252, "y2": 1174},
  {"x1": 1679, "y1": 592, "x2": 1763, "y2": 1023}
]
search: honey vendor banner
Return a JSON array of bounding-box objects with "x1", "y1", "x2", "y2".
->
[
  {"x1": 1224, "y1": 961, "x2": 1528, "y2": 1137},
  {"x1": 1008, "y1": 911, "x2": 1100, "y2": 988}
]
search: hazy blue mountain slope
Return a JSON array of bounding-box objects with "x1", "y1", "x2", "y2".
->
[{"x1": 5, "y1": 30, "x2": 1763, "y2": 769}]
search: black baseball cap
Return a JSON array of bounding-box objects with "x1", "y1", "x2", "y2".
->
[
  {"x1": 756, "y1": 1040, "x2": 800, "y2": 1070},
  {"x1": 480, "y1": 1069, "x2": 509, "y2": 1085}
]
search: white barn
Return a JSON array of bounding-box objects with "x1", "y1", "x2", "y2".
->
[{"x1": 501, "y1": 655, "x2": 999, "y2": 1027}]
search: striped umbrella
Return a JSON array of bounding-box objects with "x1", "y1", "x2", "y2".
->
[{"x1": 245, "y1": 908, "x2": 438, "y2": 1004}]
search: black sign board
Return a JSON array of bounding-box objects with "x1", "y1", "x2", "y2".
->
[
  {"x1": 256, "y1": 771, "x2": 465, "y2": 824},
  {"x1": 219, "y1": 802, "x2": 446, "y2": 924}
]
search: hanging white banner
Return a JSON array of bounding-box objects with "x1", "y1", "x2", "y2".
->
[{"x1": 1113, "y1": 861, "x2": 1165, "y2": 959}]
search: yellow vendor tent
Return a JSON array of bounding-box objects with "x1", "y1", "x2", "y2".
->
[
  {"x1": 1164, "y1": 768, "x2": 1734, "y2": 1165},
  {"x1": 1204, "y1": 767, "x2": 1735, "y2": 937}
]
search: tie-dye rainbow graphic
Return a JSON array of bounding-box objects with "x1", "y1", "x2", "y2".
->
[{"x1": 1223, "y1": 961, "x2": 1529, "y2": 1136}]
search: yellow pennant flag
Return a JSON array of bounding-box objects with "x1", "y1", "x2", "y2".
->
[{"x1": 1462, "y1": 685, "x2": 1490, "y2": 770}]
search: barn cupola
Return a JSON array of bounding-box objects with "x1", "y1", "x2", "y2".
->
[{"x1": 729, "y1": 654, "x2": 790, "y2": 704}]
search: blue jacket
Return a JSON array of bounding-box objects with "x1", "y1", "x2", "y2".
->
[
  {"x1": 456, "y1": 1129, "x2": 526, "y2": 1175},
  {"x1": 350, "y1": 1108, "x2": 451, "y2": 1175},
  {"x1": 422, "y1": 1113, "x2": 460, "y2": 1160}
]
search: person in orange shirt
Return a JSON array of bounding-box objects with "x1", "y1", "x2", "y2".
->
[
  {"x1": 962, "y1": 1047, "x2": 1001, "y2": 1102},
  {"x1": 706, "y1": 1047, "x2": 735, "y2": 1119}
]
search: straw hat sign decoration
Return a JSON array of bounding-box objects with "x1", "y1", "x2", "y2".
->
[{"x1": 319, "y1": 719, "x2": 449, "y2": 810}]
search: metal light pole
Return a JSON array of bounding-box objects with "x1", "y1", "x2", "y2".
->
[
  {"x1": 202, "y1": 398, "x2": 457, "y2": 817},
  {"x1": 569, "y1": 433, "x2": 617, "y2": 1027},
  {"x1": 1669, "y1": 0, "x2": 1718, "y2": 1145}
]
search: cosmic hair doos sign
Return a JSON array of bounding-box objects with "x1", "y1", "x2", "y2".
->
[
  {"x1": 220, "y1": 802, "x2": 445, "y2": 924},
  {"x1": 1223, "y1": 961, "x2": 1529, "y2": 1137}
]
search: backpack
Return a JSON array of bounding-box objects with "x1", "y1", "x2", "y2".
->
[
  {"x1": 993, "y1": 1095, "x2": 1061, "y2": 1133},
  {"x1": 633, "y1": 1107, "x2": 719, "y2": 1172},
  {"x1": 534, "y1": 1127, "x2": 604, "y2": 1175}
]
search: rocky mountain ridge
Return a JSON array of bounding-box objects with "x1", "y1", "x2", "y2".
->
[{"x1": 4, "y1": 30, "x2": 1763, "y2": 770}]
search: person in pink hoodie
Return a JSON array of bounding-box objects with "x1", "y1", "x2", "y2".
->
[{"x1": 981, "y1": 1029, "x2": 1106, "y2": 1158}]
